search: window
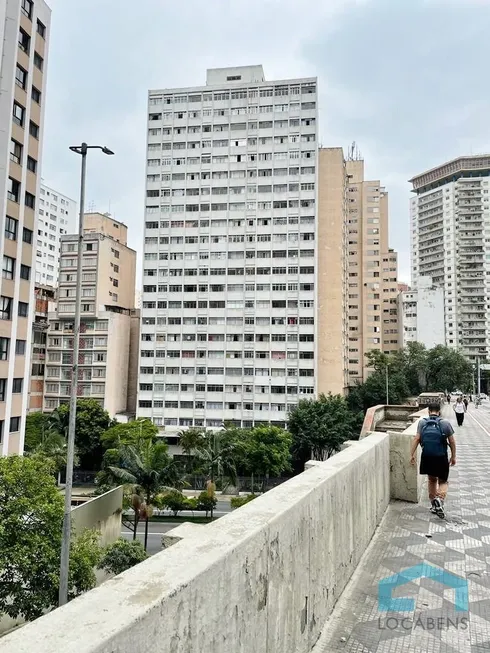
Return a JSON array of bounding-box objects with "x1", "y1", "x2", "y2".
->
[
  {"x1": 18, "y1": 302, "x2": 28, "y2": 317},
  {"x1": 15, "y1": 340, "x2": 26, "y2": 355},
  {"x1": 25, "y1": 192, "x2": 35, "y2": 209},
  {"x1": 5, "y1": 217, "x2": 17, "y2": 241},
  {"x1": 27, "y1": 156, "x2": 37, "y2": 173},
  {"x1": 2, "y1": 257, "x2": 15, "y2": 280},
  {"x1": 31, "y1": 86, "x2": 41, "y2": 104},
  {"x1": 20, "y1": 264, "x2": 30, "y2": 281},
  {"x1": 13, "y1": 102, "x2": 25, "y2": 127},
  {"x1": 37, "y1": 19, "x2": 46, "y2": 38},
  {"x1": 34, "y1": 52, "x2": 44, "y2": 71},
  {"x1": 29, "y1": 121, "x2": 39, "y2": 139},
  {"x1": 15, "y1": 65, "x2": 27, "y2": 90},
  {"x1": 21, "y1": 0, "x2": 32, "y2": 19},
  {"x1": 18, "y1": 28, "x2": 30, "y2": 53},
  {"x1": 0, "y1": 297, "x2": 12, "y2": 321},
  {"x1": 0, "y1": 338, "x2": 9, "y2": 361},
  {"x1": 7, "y1": 178, "x2": 20, "y2": 203},
  {"x1": 22, "y1": 228, "x2": 33, "y2": 245},
  {"x1": 10, "y1": 140, "x2": 22, "y2": 165},
  {"x1": 10, "y1": 416, "x2": 21, "y2": 433},
  {"x1": 12, "y1": 378, "x2": 23, "y2": 393},
  {"x1": 0, "y1": 380, "x2": 5, "y2": 402}
]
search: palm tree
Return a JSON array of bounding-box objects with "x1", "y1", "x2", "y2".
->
[
  {"x1": 27, "y1": 427, "x2": 77, "y2": 485},
  {"x1": 107, "y1": 440, "x2": 182, "y2": 550}
]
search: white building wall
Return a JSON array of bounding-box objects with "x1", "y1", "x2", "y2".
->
[
  {"x1": 36, "y1": 182, "x2": 77, "y2": 286},
  {"x1": 138, "y1": 66, "x2": 318, "y2": 432},
  {"x1": 410, "y1": 161, "x2": 490, "y2": 362}
]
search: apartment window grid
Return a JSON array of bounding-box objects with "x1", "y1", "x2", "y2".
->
[{"x1": 139, "y1": 74, "x2": 318, "y2": 429}]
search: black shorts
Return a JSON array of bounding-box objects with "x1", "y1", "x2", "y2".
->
[{"x1": 420, "y1": 455, "x2": 450, "y2": 482}]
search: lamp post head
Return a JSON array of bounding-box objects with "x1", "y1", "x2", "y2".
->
[{"x1": 102, "y1": 147, "x2": 114, "y2": 156}]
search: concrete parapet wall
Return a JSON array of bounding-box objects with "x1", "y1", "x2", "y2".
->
[
  {"x1": 2, "y1": 434, "x2": 391, "y2": 653},
  {"x1": 71, "y1": 486, "x2": 123, "y2": 547}
]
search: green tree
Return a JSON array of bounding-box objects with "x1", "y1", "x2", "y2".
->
[
  {"x1": 0, "y1": 456, "x2": 101, "y2": 621},
  {"x1": 425, "y1": 345, "x2": 474, "y2": 393},
  {"x1": 27, "y1": 427, "x2": 78, "y2": 485},
  {"x1": 54, "y1": 399, "x2": 115, "y2": 470},
  {"x1": 101, "y1": 419, "x2": 158, "y2": 451},
  {"x1": 289, "y1": 394, "x2": 357, "y2": 468},
  {"x1": 403, "y1": 341, "x2": 427, "y2": 395},
  {"x1": 244, "y1": 425, "x2": 291, "y2": 490},
  {"x1": 98, "y1": 539, "x2": 147, "y2": 576},
  {"x1": 107, "y1": 440, "x2": 182, "y2": 551},
  {"x1": 24, "y1": 412, "x2": 52, "y2": 452}
]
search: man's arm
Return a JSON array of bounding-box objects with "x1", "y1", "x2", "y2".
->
[
  {"x1": 410, "y1": 433, "x2": 421, "y2": 465},
  {"x1": 448, "y1": 435, "x2": 456, "y2": 465}
]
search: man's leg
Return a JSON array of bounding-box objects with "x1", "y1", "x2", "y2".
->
[
  {"x1": 428, "y1": 476, "x2": 438, "y2": 501},
  {"x1": 437, "y1": 480, "x2": 448, "y2": 500}
]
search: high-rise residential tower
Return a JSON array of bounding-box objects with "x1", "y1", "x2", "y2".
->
[
  {"x1": 138, "y1": 65, "x2": 317, "y2": 433},
  {"x1": 410, "y1": 155, "x2": 490, "y2": 362},
  {"x1": 317, "y1": 147, "x2": 348, "y2": 395},
  {"x1": 0, "y1": 0, "x2": 51, "y2": 454},
  {"x1": 343, "y1": 158, "x2": 399, "y2": 384},
  {"x1": 36, "y1": 182, "x2": 77, "y2": 286}
]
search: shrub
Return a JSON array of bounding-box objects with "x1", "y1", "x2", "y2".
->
[
  {"x1": 158, "y1": 490, "x2": 188, "y2": 516},
  {"x1": 197, "y1": 491, "x2": 217, "y2": 517},
  {"x1": 230, "y1": 494, "x2": 257, "y2": 509},
  {"x1": 98, "y1": 539, "x2": 147, "y2": 576}
]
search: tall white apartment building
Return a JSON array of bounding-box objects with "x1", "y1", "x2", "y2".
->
[
  {"x1": 410, "y1": 155, "x2": 490, "y2": 362},
  {"x1": 36, "y1": 182, "x2": 76, "y2": 286},
  {"x1": 0, "y1": 0, "x2": 51, "y2": 454},
  {"x1": 138, "y1": 65, "x2": 318, "y2": 433}
]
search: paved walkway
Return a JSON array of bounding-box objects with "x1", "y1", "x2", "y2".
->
[{"x1": 315, "y1": 403, "x2": 490, "y2": 653}]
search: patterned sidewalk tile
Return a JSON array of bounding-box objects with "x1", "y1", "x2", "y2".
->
[{"x1": 315, "y1": 404, "x2": 490, "y2": 653}]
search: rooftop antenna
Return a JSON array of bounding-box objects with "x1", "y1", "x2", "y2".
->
[
  {"x1": 347, "y1": 141, "x2": 362, "y2": 161},
  {"x1": 87, "y1": 200, "x2": 96, "y2": 213}
]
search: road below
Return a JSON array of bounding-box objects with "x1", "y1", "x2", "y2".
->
[{"x1": 121, "y1": 499, "x2": 232, "y2": 555}]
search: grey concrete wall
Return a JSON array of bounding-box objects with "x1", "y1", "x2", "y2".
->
[
  {"x1": 1, "y1": 434, "x2": 390, "y2": 653},
  {"x1": 71, "y1": 486, "x2": 123, "y2": 547}
]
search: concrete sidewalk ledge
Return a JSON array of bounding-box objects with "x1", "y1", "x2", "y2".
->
[{"x1": 1, "y1": 434, "x2": 390, "y2": 653}]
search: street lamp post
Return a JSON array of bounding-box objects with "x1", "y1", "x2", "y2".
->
[
  {"x1": 59, "y1": 143, "x2": 114, "y2": 607},
  {"x1": 385, "y1": 364, "x2": 389, "y2": 406}
]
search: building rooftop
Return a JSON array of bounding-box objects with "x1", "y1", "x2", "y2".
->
[{"x1": 410, "y1": 154, "x2": 490, "y2": 192}]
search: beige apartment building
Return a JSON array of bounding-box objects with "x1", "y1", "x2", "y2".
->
[
  {"x1": 317, "y1": 148, "x2": 349, "y2": 395},
  {"x1": 43, "y1": 213, "x2": 139, "y2": 417},
  {"x1": 0, "y1": 0, "x2": 51, "y2": 454},
  {"x1": 317, "y1": 150, "x2": 399, "y2": 391}
]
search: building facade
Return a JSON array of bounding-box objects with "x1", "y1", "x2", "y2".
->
[
  {"x1": 28, "y1": 282, "x2": 54, "y2": 411},
  {"x1": 410, "y1": 155, "x2": 490, "y2": 362},
  {"x1": 317, "y1": 147, "x2": 348, "y2": 395},
  {"x1": 0, "y1": 0, "x2": 51, "y2": 454},
  {"x1": 398, "y1": 276, "x2": 445, "y2": 349},
  {"x1": 344, "y1": 158, "x2": 399, "y2": 385},
  {"x1": 36, "y1": 182, "x2": 76, "y2": 286},
  {"x1": 138, "y1": 65, "x2": 318, "y2": 432},
  {"x1": 43, "y1": 213, "x2": 138, "y2": 417}
]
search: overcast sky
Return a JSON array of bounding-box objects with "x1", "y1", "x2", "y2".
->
[{"x1": 42, "y1": 0, "x2": 490, "y2": 284}]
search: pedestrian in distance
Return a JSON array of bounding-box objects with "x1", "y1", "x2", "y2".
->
[
  {"x1": 453, "y1": 396, "x2": 466, "y2": 427},
  {"x1": 410, "y1": 402, "x2": 456, "y2": 519},
  {"x1": 446, "y1": 393, "x2": 451, "y2": 404},
  {"x1": 463, "y1": 396, "x2": 469, "y2": 411}
]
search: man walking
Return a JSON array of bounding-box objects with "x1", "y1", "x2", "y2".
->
[
  {"x1": 453, "y1": 396, "x2": 466, "y2": 426},
  {"x1": 410, "y1": 402, "x2": 456, "y2": 519}
]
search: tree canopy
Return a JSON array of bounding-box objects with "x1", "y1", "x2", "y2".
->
[
  {"x1": 0, "y1": 456, "x2": 100, "y2": 621},
  {"x1": 54, "y1": 399, "x2": 115, "y2": 470},
  {"x1": 288, "y1": 393, "x2": 356, "y2": 467}
]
